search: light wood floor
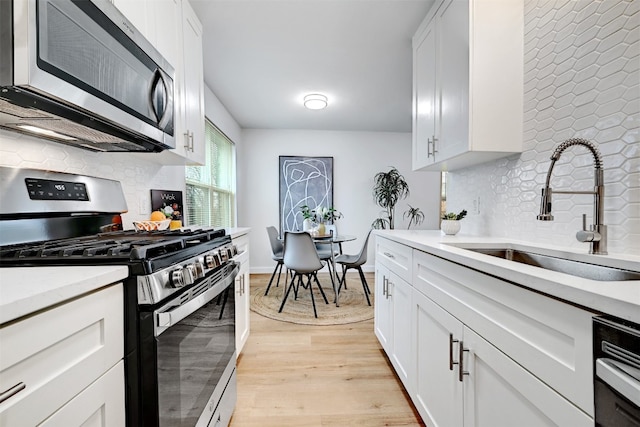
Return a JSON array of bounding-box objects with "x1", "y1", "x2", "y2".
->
[{"x1": 229, "y1": 273, "x2": 425, "y2": 427}]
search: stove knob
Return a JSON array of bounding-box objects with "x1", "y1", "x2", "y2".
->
[
  {"x1": 193, "y1": 261, "x2": 205, "y2": 279},
  {"x1": 204, "y1": 254, "x2": 216, "y2": 269},
  {"x1": 214, "y1": 253, "x2": 222, "y2": 266},
  {"x1": 169, "y1": 268, "x2": 185, "y2": 288},
  {"x1": 232, "y1": 245, "x2": 238, "y2": 256},
  {"x1": 219, "y1": 249, "x2": 228, "y2": 262},
  {"x1": 183, "y1": 264, "x2": 196, "y2": 285}
]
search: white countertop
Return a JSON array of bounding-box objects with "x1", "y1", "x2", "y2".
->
[
  {"x1": 375, "y1": 230, "x2": 640, "y2": 324},
  {"x1": 0, "y1": 266, "x2": 128, "y2": 325}
]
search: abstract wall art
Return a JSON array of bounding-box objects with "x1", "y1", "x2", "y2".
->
[{"x1": 279, "y1": 156, "x2": 333, "y2": 233}]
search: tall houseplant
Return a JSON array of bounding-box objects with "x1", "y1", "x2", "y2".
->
[{"x1": 372, "y1": 167, "x2": 410, "y2": 229}]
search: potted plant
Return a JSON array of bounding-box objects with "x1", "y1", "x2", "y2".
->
[
  {"x1": 440, "y1": 209, "x2": 467, "y2": 235},
  {"x1": 371, "y1": 167, "x2": 410, "y2": 229}
]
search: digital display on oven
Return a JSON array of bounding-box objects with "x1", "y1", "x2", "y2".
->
[{"x1": 25, "y1": 178, "x2": 89, "y2": 201}]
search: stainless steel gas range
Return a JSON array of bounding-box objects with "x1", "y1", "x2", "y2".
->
[{"x1": 0, "y1": 167, "x2": 238, "y2": 427}]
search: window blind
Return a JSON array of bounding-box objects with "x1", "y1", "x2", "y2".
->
[{"x1": 185, "y1": 120, "x2": 236, "y2": 227}]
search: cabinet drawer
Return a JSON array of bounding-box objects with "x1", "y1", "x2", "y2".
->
[
  {"x1": 376, "y1": 237, "x2": 412, "y2": 283},
  {"x1": 413, "y1": 250, "x2": 594, "y2": 416},
  {"x1": 41, "y1": 361, "x2": 125, "y2": 427},
  {"x1": 0, "y1": 284, "x2": 123, "y2": 426}
]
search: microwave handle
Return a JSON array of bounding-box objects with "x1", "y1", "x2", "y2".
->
[
  {"x1": 596, "y1": 358, "x2": 640, "y2": 407},
  {"x1": 149, "y1": 69, "x2": 173, "y2": 129}
]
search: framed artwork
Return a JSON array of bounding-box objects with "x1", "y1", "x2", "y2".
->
[
  {"x1": 150, "y1": 189, "x2": 183, "y2": 220},
  {"x1": 279, "y1": 156, "x2": 333, "y2": 233}
]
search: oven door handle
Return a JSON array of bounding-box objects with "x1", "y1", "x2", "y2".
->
[
  {"x1": 155, "y1": 264, "x2": 239, "y2": 337},
  {"x1": 596, "y1": 358, "x2": 640, "y2": 407}
]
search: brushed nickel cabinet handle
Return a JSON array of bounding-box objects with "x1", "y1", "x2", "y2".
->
[
  {"x1": 0, "y1": 382, "x2": 26, "y2": 404},
  {"x1": 449, "y1": 334, "x2": 459, "y2": 371},
  {"x1": 383, "y1": 252, "x2": 395, "y2": 259},
  {"x1": 459, "y1": 341, "x2": 469, "y2": 382}
]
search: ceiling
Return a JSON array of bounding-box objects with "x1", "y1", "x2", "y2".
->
[{"x1": 189, "y1": 0, "x2": 435, "y2": 133}]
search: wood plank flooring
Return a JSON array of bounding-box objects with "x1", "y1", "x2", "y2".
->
[{"x1": 229, "y1": 273, "x2": 425, "y2": 427}]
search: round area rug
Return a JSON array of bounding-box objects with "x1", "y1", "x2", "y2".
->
[{"x1": 250, "y1": 278, "x2": 374, "y2": 326}]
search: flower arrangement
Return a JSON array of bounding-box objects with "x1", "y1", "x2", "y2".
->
[{"x1": 300, "y1": 205, "x2": 343, "y2": 224}]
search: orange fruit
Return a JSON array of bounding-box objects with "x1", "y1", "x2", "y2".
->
[{"x1": 150, "y1": 211, "x2": 166, "y2": 221}]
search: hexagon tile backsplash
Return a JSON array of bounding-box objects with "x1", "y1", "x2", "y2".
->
[
  {"x1": 447, "y1": 0, "x2": 639, "y2": 255},
  {"x1": 0, "y1": 129, "x2": 186, "y2": 229}
]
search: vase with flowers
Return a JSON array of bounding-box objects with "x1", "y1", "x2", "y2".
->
[{"x1": 300, "y1": 205, "x2": 343, "y2": 235}]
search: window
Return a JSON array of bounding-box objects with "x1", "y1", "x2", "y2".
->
[{"x1": 185, "y1": 120, "x2": 236, "y2": 227}]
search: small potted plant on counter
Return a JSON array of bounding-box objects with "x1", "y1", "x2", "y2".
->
[{"x1": 441, "y1": 209, "x2": 467, "y2": 235}]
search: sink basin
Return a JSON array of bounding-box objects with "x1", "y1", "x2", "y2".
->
[{"x1": 455, "y1": 247, "x2": 640, "y2": 282}]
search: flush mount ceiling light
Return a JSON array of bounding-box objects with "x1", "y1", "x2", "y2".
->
[{"x1": 303, "y1": 93, "x2": 328, "y2": 110}]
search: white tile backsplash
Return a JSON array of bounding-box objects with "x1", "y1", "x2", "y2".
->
[
  {"x1": 447, "y1": 0, "x2": 639, "y2": 255},
  {"x1": 0, "y1": 130, "x2": 186, "y2": 229}
]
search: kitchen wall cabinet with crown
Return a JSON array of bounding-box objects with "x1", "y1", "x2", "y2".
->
[
  {"x1": 112, "y1": 0, "x2": 205, "y2": 165},
  {"x1": 412, "y1": 0, "x2": 523, "y2": 171}
]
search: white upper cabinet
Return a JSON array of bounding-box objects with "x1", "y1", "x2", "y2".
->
[
  {"x1": 412, "y1": 0, "x2": 523, "y2": 171},
  {"x1": 175, "y1": 0, "x2": 206, "y2": 165}
]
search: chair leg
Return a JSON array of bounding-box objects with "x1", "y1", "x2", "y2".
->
[
  {"x1": 265, "y1": 261, "x2": 283, "y2": 296},
  {"x1": 341, "y1": 265, "x2": 348, "y2": 289},
  {"x1": 307, "y1": 274, "x2": 318, "y2": 318},
  {"x1": 313, "y1": 273, "x2": 329, "y2": 304},
  {"x1": 278, "y1": 273, "x2": 298, "y2": 313},
  {"x1": 357, "y1": 267, "x2": 371, "y2": 306},
  {"x1": 337, "y1": 266, "x2": 348, "y2": 294}
]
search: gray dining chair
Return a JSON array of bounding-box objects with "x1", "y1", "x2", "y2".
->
[
  {"x1": 335, "y1": 228, "x2": 373, "y2": 305},
  {"x1": 279, "y1": 231, "x2": 329, "y2": 318},
  {"x1": 265, "y1": 226, "x2": 285, "y2": 296}
]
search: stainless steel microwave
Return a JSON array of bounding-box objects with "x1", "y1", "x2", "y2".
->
[{"x1": 0, "y1": 0, "x2": 175, "y2": 152}]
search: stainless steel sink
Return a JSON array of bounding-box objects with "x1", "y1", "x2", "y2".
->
[{"x1": 459, "y1": 247, "x2": 640, "y2": 281}]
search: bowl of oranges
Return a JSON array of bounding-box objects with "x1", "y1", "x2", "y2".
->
[{"x1": 133, "y1": 211, "x2": 171, "y2": 231}]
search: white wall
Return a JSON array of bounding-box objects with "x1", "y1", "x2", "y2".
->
[
  {"x1": 446, "y1": 0, "x2": 639, "y2": 255},
  {"x1": 239, "y1": 129, "x2": 442, "y2": 273}
]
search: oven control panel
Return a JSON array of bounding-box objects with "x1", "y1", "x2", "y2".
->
[
  {"x1": 25, "y1": 178, "x2": 89, "y2": 201},
  {"x1": 137, "y1": 243, "x2": 238, "y2": 304}
]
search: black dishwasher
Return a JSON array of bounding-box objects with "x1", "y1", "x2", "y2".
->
[{"x1": 593, "y1": 316, "x2": 640, "y2": 427}]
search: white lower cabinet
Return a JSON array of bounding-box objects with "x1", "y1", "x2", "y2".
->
[
  {"x1": 413, "y1": 289, "x2": 463, "y2": 427},
  {"x1": 0, "y1": 284, "x2": 124, "y2": 426},
  {"x1": 374, "y1": 263, "x2": 413, "y2": 391},
  {"x1": 233, "y1": 233, "x2": 251, "y2": 355},
  {"x1": 375, "y1": 237, "x2": 596, "y2": 427},
  {"x1": 40, "y1": 361, "x2": 125, "y2": 427}
]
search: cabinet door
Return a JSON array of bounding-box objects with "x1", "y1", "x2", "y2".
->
[
  {"x1": 39, "y1": 361, "x2": 125, "y2": 427},
  {"x1": 112, "y1": 0, "x2": 151, "y2": 40},
  {"x1": 436, "y1": 0, "x2": 469, "y2": 161},
  {"x1": 152, "y1": 0, "x2": 180, "y2": 68},
  {"x1": 412, "y1": 288, "x2": 464, "y2": 427},
  {"x1": 233, "y1": 234, "x2": 251, "y2": 355},
  {"x1": 374, "y1": 263, "x2": 393, "y2": 352},
  {"x1": 462, "y1": 327, "x2": 593, "y2": 427},
  {"x1": 389, "y1": 274, "x2": 413, "y2": 392},
  {"x1": 235, "y1": 260, "x2": 250, "y2": 355},
  {"x1": 412, "y1": 17, "x2": 437, "y2": 169},
  {"x1": 178, "y1": 0, "x2": 206, "y2": 165}
]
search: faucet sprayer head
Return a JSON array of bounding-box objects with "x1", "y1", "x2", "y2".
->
[{"x1": 537, "y1": 187, "x2": 554, "y2": 221}]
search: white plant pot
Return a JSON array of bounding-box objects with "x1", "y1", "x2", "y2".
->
[{"x1": 441, "y1": 220, "x2": 461, "y2": 235}]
